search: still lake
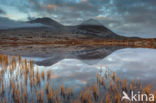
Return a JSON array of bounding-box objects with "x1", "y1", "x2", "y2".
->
[{"x1": 26, "y1": 47, "x2": 156, "y2": 90}]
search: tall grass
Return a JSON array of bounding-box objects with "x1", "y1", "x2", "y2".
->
[{"x1": 0, "y1": 54, "x2": 155, "y2": 103}]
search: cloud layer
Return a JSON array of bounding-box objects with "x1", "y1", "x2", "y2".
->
[
  {"x1": 0, "y1": 17, "x2": 43, "y2": 30},
  {"x1": 0, "y1": 8, "x2": 5, "y2": 15},
  {"x1": 0, "y1": 0, "x2": 156, "y2": 37}
]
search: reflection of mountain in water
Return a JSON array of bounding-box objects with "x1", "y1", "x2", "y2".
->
[
  {"x1": 74, "y1": 46, "x2": 124, "y2": 65},
  {"x1": 0, "y1": 45, "x2": 124, "y2": 66},
  {"x1": 37, "y1": 46, "x2": 125, "y2": 66},
  {"x1": 35, "y1": 46, "x2": 124, "y2": 66}
]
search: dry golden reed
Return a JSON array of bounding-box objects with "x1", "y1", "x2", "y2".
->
[{"x1": 0, "y1": 54, "x2": 155, "y2": 103}]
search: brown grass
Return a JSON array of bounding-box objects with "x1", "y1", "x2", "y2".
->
[
  {"x1": 0, "y1": 54, "x2": 155, "y2": 103},
  {"x1": 47, "y1": 71, "x2": 51, "y2": 80},
  {"x1": 41, "y1": 71, "x2": 45, "y2": 80}
]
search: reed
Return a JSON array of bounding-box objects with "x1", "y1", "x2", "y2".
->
[
  {"x1": 70, "y1": 86, "x2": 74, "y2": 96},
  {"x1": 36, "y1": 71, "x2": 41, "y2": 84},
  {"x1": 11, "y1": 56, "x2": 17, "y2": 69},
  {"x1": 115, "y1": 76, "x2": 120, "y2": 87},
  {"x1": 114, "y1": 94, "x2": 121, "y2": 103},
  {"x1": 130, "y1": 83, "x2": 133, "y2": 92},
  {"x1": 108, "y1": 80, "x2": 113, "y2": 91},
  {"x1": 29, "y1": 60, "x2": 34, "y2": 69},
  {"x1": 30, "y1": 78, "x2": 33, "y2": 87},
  {"x1": 47, "y1": 87, "x2": 52, "y2": 102},
  {"x1": 32, "y1": 76, "x2": 37, "y2": 86},
  {"x1": 47, "y1": 71, "x2": 51, "y2": 80},
  {"x1": 67, "y1": 88, "x2": 71, "y2": 99},
  {"x1": 112, "y1": 72, "x2": 115, "y2": 80},
  {"x1": 18, "y1": 56, "x2": 22, "y2": 64},
  {"x1": 24, "y1": 59, "x2": 29, "y2": 73},
  {"x1": 52, "y1": 89, "x2": 56, "y2": 99},
  {"x1": 16, "y1": 88, "x2": 20, "y2": 103},
  {"x1": 1, "y1": 82, "x2": 4, "y2": 95},
  {"x1": 106, "y1": 93, "x2": 112, "y2": 103},
  {"x1": 55, "y1": 96, "x2": 60, "y2": 103},
  {"x1": 154, "y1": 91, "x2": 156, "y2": 102},
  {"x1": 3, "y1": 99, "x2": 6, "y2": 103},
  {"x1": 24, "y1": 72, "x2": 28, "y2": 83},
  {"x1": 23, "y1": 88, "x2": 27, "y2": 101},
  {"x1": 0, "y1": 54, "x2": 3, "y2": 64},
  {"x1": 88, "y1": 91, "x2": 92, "y2": 103},
  {"x1": 112, "y1": 84, "x2": 118, "y2": 93},
  {"x1": 41, "y1": 71, "x2": 45, "y2": 80},
  {"x1": 0, "y1": 54, "x2": 155, "y2": 103},
  {"x1": 100, "y1": 97, "x2": 104, "y2": 103},
  {"x1": 144, "y1": 85, "x2": 151, "y2": 95},
  {"x1": 0, "y1": 55, "x2": 9, "y2": 69},
  {"x1": 82, "y1": 89, "x2": 88, "y2": 103},
  {"x1": 12, "y1": 82, "x2": 16, "y2": 91},
  {"x1": 96, "y1": 73, "x2": 100, "y2": 84},
  {"x1": 80, "y1": 89, "x2": 83, "y2": 100},
  {"x1": 122, "y1": 79, "x2": 127, "y2": 92},
  {"x1": 101, "y1": 77, "x2": 106, "y2": 88},
  {"x1": 45, "y1": 82, "x2": 49, "y2": 94},
  {"x1": 93, "y1": 84, "x2": 99, "y2": 101},
  {"x1": 60, "y1": 85, "x2": 66, "y2": 98}
]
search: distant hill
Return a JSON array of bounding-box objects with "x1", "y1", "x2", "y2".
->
[
  {"x1": 73, "y1": 19, "x2": 127, "y2": 39},
  {"x1": 80, "y1": 19, "x2": 103, "y2": 26},
  {"x1": 0, "y1": 17, "x2": 139, "y2": 40},
  {"x1": 29, "y1": 17, "x2": 63, "y2": 27}
]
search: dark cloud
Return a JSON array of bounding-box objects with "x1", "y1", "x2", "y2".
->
[
  {"x1": 0, "y1": 0, "x2": 156, "y2": 37},
  {"x1": 113, "y1": 0, "x2": 156, "y2": 23},
  {"x1": 0, "y1": 8, "x2": 5, "y2": 15},
  {"x1": 109, "y1": 0, "x2": 156, "y2": 38},
  {"x1": 0, "y1": 17, "x2": 43, "y2": 29}
]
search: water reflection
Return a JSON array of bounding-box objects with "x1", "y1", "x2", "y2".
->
[
  {"x1": 0, "y1": 45, "x2": 156, "y2": 90},
  {"x1": 0, "y1": 44, "x2": 125, "y2": 66},
  {"x1": 0, "y1": 45, "x2": 156, "y2": 102},
  {"x1": 100, "y1": 48, "x2": 156, "y2": 90},
  {"x1": 34, "y1": 48, "x2": 156, "y2": 90}
]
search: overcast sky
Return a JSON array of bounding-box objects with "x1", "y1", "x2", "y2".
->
[{"x1": 0, "y1": 0, "x2": 156, "y2": 38}]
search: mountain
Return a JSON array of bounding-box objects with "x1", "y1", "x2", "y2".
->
[
  {"x1": 80, "y1": 19, "x2": 103, "y2": 26},
  {"x1": 29, "y1": 17, "x2": 63, "y2": 27},
  {"x1": 0, "y1": 17, "x2": 138, "y2": 40},
  {"x1": 75, "y1": 19, "x2": 126, "y2": 39}
]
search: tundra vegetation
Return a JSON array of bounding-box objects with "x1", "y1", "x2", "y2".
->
[{"x1": 0, "y1": 54, "x2": 155, "y2": 103}]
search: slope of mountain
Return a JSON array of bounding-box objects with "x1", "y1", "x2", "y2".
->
[
  {"x1": 29, "y1": 17, "x2": 63, "y2": 27},
  {"x1": 80, "y1": 19, "x2": 103, "y2": 26},
  {"x1": 74, "y1": 19, "x2": 127, "y2": 39},
  {"x1": 28, "y1": 18, "x2": 126, "y2": 39},
  {"x1": 28, "y1": 17, "x2": 69, "y2": 33},
  {"x1": 0, "y1": 17, "x2": 139, "y2": 40}
]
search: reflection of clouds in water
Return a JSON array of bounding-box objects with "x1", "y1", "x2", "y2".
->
[
  {"x1": 101, "y1": 48, "x2": 156, "y2": 89},
  {"x1": 36, "y1": 59, "x2": 100, "y2": 88},
  {"x1": 35, "y1": 48, "x2": 156, "y2": 89},
  {"x1": 22, "y1": 57, "x2": 48, "y2": 62},
  {"x1": 50, "y1": 74, "x2": 58, "y2": 79}
]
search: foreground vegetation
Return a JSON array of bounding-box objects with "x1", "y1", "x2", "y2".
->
[{"x1": 0, "y1": 54, "x2": 156, "y2": 103}]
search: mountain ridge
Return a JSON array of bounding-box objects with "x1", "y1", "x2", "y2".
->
[
  {"x1": 80, "y1": 19, "x2": 103, "y2": 26},
  {"x1": 0, "y1": 17, "x2": 139, "y2": 39},
  {"x1": 29, "y1": 17, "x2": 63, "y2": 27}
]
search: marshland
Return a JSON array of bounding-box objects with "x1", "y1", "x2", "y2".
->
[
  {"x1": 0, "y1": 46, "x2": 156, "y2": 103},
  {"x1": 1, "y1": 0, "x2": 156, "y2": 102},
  {"x1": 0, "y1": 13, "x2": 156, "y2": 103}
]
